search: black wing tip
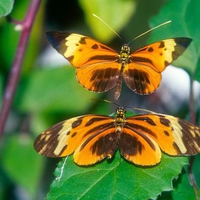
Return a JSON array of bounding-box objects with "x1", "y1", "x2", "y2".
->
[
  {"x1": 175, "y1": 37, "x2": 192, "y2": 48},
  {"x1": 46, "y1": 31, "x2": 70, "y2": 48}
]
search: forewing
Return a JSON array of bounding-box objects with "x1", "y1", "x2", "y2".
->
[
  {"x1": 126, "y1": 114, "x2": 200, "y2": 157},
  {"x1": 34, "y1": 116, "x2": 88, "y2": 157},
  {"x1": 123, "y1": 38, "x2": 192, "y2": 95},
  {"x1": 46, "y1": 32, "x2": 118, "y2": 68},
  {"x1": 131, "y1": 38, "x2": 192, "y2": 72},
  {"x1": 34, "y1": 115, "x2": 117, "y2": 166}
]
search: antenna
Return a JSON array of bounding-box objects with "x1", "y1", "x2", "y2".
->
[
  {"x1": 132, "y1": 20, "x2": 172, "y2": 41},
  {"x1": 132, "y1": 107, "x2": 157, "y2": 114},
  {"x1": 91, "y1": 98, "x2": 120, "y2": 107},
  {"x1": 93, "y1": 14, "x2": 122, "y2": 40},
  {"x1": 93, "y1": 14, "x2": 171, "y2": 43}
]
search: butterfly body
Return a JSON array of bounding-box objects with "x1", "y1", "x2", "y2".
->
[
  {"x1": 34, "y1": 107, "x2": 200, "y2": 166},
  {"x1": 46, "y1": 32, "x2": 192, "y2": 99}
]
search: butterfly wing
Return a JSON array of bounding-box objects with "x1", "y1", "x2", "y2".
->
[
  {"x1": 75, "y1": 62, "x2": 121, "y2": 93},
  {"x1": 123, "y1": 38, "x2": 192, "y2": 94},
  {"x1": 46, "y1": 32, "x2": 121, "y2": 94},
  {"x1": 46, "y1": 32, "x2": 118, "y2": 67},
  {"x1": 120, "y1": 113, "x2": 200, "y2": 165},
  {"x1": 34, "y1": 115, "x2": 118, "y2": 166},
  {"x1": 119, "y1": 125, "x2": 162, "y2": 166}
]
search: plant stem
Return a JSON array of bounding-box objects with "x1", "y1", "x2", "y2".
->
[{"x1": 0, "y1": 0, "x2": 41, "y2": 138}]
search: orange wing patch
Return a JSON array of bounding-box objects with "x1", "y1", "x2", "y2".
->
[
  {"x1": 34, "y1": 107, "x2": 200, "y2": 166},
  {"x1": 46, "y1": 32, "x2": 192, "y2": 100},
  {"x1": 46, "y1": 32, "x2": 117, "y2": 67}
]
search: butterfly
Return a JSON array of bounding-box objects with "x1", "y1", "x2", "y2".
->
[
  {"x1": 46, "y1": 32, "x2": 192, "y2": 100},
  {"x1": 34, "y1": 107, "x2": 200, "y2": 166}
]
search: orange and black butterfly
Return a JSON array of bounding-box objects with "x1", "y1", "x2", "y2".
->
[
  {"x1": 46, "y1": 32, "x2": 192, "y2": 100},
  {"x1": 34, "y1": 107, "x2": 200, "y2": 166}
]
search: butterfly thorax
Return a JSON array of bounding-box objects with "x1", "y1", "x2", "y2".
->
[
  {"x1": 115, "y1": 107, "x2": 126, "y2": 132},
  {"x1": 118, "y1": 44, "x2": 131, "y2": 66}
]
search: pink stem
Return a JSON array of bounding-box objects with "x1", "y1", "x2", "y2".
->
[{"x1": 0, "y1": 0, "x2": 41, "y2": 137}]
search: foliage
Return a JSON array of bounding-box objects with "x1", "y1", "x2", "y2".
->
[
  {"x1": 149, "y1": 0, "x2": 200, "y2": 80},
  {"x1": 0, "y1": 0, "x2": 199, "y2": 200},
  {"x1": 47, "y1": 154, "x2": 187, "y2": 200},
  {"x1": 0, "y1": 0, "x2": 13, "y2": 17}
]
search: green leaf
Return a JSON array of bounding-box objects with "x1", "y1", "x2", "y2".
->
[
  {"x1": 79, "y1": 0, "x2": 136, "y2": 42},
  {"x1": 0, "y1": 0, "x2": 14, "y2": 17},
  {"x1": 47, "y1": 153, "x2": 188, "y2": 200},
  {"x1": 1, "y1": 134, "x2": 44, "y2": 199},
  {"x1": 172, "y1": 171, "x2": 197, "y2": 200},
  {"x1": 192, "y1": 154, "x2": 200, "y2": 188},
  {"x1": 149, "y1": 0, "x2": 200, "y2": 80},
  {"x1": 16, "y1": 67, "x2": 100, "y2": 113}
]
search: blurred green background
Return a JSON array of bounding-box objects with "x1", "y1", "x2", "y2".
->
[{"x1": 0, "y1": 0, "x2": 200, "y2": 199}]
